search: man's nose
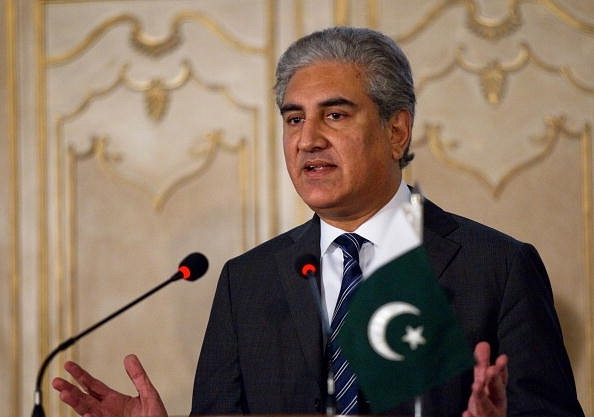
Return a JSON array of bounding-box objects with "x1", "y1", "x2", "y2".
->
[{"x1": 297, "y1": 119, "x2": 329, "y2": 151}]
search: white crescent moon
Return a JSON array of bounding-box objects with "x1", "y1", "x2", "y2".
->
[{"x1": 367, "y1": 302, "x2": 420, "y2": 361}]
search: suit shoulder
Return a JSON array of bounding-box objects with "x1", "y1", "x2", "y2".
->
[
  {"x1": 441, "y1": 209, "x2": 545, "y2": 272},
  {"x1": 449, "y1": 212, "x2": 520, "y2": 243},
  {"x1": 227, "y1": 219, "x2": 317, "y2": 266},
  {"x1": 425, "y1": 199, "x2": 539, "y2": 261}
]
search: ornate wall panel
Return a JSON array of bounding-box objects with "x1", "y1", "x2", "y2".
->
[
  {"x1": 2, "y1": 1, "x2": 592, "y2": 416},
  {"x1": 38, "y1": 1, "x2": 274, "y2": 416}
]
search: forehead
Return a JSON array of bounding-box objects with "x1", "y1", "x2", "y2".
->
[{"x1": 283, "y1": 61, "x2": 369, "y2": 105}]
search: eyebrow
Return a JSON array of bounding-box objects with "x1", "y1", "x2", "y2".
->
[
  {"x1": 320, "y1": 97, "x2": 357, "y2": 108},
  {"x1": 280, "y1": 96, "x2": 357, "y2": 115},
  {"x1": 279, "y1": 103, "x2": 302, "y2": 115}
]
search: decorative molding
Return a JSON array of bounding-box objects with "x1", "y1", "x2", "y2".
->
[
  {"x1": 394, "y1": 0, "x2": 594, "y2": 43},
  {"x1": 85, "y1": 131, "x2": 246, "y2": 210},
  {"x1": 416, "y1": 42, "x2": 594, "y2": 105},
  {"x1": 120, "y1": 60, "x2": 193, "y2": 122},
  {"x1": 5, "y1": 0, "x2": 21, "y2": 416},
  {"x1": 47, "y1": 11, "x2": 266, "y2": 66},
  {"x1": 56, "y1": 123, "x2": 251, "y2": 417},
  {"x1": 44, "y1": 4, "x2": 275, "y2": 244},
  {"x1": 416, "y1": 116, "x2": 585, "y2": 196},
  {"x1": 129, "y1": 19, "x2": 182, "y2": 57},
  {"x1": 56, "y1": 123, "x2": 248, "y2": 411},
  {"x1": 54, "y1": 60, "x2": 256, "y2": 211},
  {"x1": 264, "y1": 0, "x2": 277, "y2": 237},
  {"x1": 465, "y1": 0, "x2": 522, "y2": 40},
  {"x1": 517, "y1": 42, "x2": 594, "y2": 94},
  {"x1": 541, "y1": 0, "x2": 594, "y2": 33},
  {"x1": 367, "y1": 0, "x2": 379, "y2": 28},
  {"x1": 34, "y1": 5, "x2": 51, "y2": 414},
  {"x1": 334, "y1": 0, "x2": 349, "y2": 26}
]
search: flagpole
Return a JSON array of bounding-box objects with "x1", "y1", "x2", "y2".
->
[
  {"x1": 409, "y1": 185, "x2": 424, "y2": 239},
  {"x1": 412, "y1": 187, "x2": 424, "y2": 417},
  {"x1": 414, "y1": 395, "x2": 422, "y2": 417}
]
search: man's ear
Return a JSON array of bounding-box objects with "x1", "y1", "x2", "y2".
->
[{"x1": 388, "y1": 110, "x2": 412, "y2": 161}]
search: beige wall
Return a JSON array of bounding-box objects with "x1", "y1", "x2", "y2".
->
[{"x1": 2, "y1": 1, "x2": 592, "y2": 416}]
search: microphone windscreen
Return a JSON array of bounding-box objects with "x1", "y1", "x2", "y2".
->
[
  {"x1": 179, "y1": 252, "x2": 209, "y2": 281},
  {"x1": 295, "y1": 253, "x2": 319, "y2": 277}
]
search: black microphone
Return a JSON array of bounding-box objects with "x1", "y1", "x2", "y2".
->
[
  {"x1": 295, "y1": 254, "x2": 335, "y2": 416},
  {"x1": 31, "y1": 252, "x2": 209, "y2": 417},
  {"x1": 295, "y1": 254, "x2": 330, "y2": 335}
]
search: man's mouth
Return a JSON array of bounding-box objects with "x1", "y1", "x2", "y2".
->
[{"x1": 304, "y1": 161, "x2": 335, "y2": 172}]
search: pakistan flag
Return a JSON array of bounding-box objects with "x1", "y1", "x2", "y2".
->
[{"x1": 337, "y1": 245, "x2": 474, "y2": 413}]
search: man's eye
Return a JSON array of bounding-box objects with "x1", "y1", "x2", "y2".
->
[
  {"x1": 327, "y1": 112, "x2": 343, "y2": 120},
  {"x1": 286, "y1": 116, "x2": 303, "y2": 125}
]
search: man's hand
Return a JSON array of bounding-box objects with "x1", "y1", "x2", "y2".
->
[
  {"x1": 51, "y1": 354, "x2": 168, "y2": 417},
  {"x1": 463, "y1": 341, "x2": 508, "y2": 417}
]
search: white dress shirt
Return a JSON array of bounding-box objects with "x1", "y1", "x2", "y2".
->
[{"x1": 320, "y1": 180, "x2": 412, "y2": 324}]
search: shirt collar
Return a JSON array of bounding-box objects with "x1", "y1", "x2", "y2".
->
[{"x1": 320, "y1": 180, "x2": 411, "y2": 255}]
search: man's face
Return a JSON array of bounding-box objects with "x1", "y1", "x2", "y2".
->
[{"x1": 280, "y1": 61, "x2": 411, "y2": 228}]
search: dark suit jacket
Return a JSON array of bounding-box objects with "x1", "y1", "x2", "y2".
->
[{"x1": 191, "y1": 199, "x2": 584, "y2": 416}]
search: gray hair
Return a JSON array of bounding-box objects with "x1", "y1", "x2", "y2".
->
[{"x1": 274, "y1": 26, "x2": 416, "y2": 167}]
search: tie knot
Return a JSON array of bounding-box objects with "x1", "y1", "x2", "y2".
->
[{"x1": 334, "y1": 233, "x2": 367, "y2": 262}]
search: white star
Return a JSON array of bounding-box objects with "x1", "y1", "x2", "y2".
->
[{"x1": 401, "y1": 325, "x2": 426, "y2": 350}]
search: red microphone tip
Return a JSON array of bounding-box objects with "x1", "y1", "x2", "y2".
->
[
  {"x1": 179, "y1": 265, "x2": 191, "y2": 280},
  {"x1": 301, "y1": 264, "x2": 316, "y2": 277}
]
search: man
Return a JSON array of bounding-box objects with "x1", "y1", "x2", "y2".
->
[{"x1": 52, "y1": 27, "x2": 584, "y2": 416}]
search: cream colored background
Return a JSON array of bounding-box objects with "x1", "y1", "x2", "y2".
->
[{"x1": 1, "y1": 1, "x2": 592, "y2": 416}]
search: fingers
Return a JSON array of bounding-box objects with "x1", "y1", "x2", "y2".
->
[
  {"x1": 51, "y1": 375, "x2": 97, "y2": 417},
  {"x1": 467, "y1": 342, "x2": 491, "y2": 415},
  {"x1": 124, "y1": 354, "x2": 162, "y2": 401},
  {"x1": 469, "y1": 379, "x2": 498, "y2": 417},
  {"x1": 494, "y1": 353, "x2": 509, "y2": 386},
  {"x1": 64, "y1": 360, "x2": 114, "y2": 400},
  {"x1": 473, "y1": 341, "x2": 491, "y2": 384},
  {"x1": 473, "y1": 342, "x2": 508, "y2": 386},
  {"x1": 469, "y1": 368, "x2": 507, "y2": 417},
  {"x1": 486, "y1": 354, "x2": 508, "y2": 408},
  {"x1": 52, "y1": 360, "x2": 125, "y2": 417},
  {"x1": 123, "y1": 354, "x2": 169, "y2": 417},
  {"x1": 473, "y1": 341, "x2": 491, "y2": 364},
  {"x1": 465, "y1": 342, "x2": 508, "y2": 417}
]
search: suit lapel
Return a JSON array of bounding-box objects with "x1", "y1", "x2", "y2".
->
[
  {"x1": 422, "y1": 198, "x2": 461, "y2": 278},
  {"x1": 274, "y1": 217, "x2": 324, "y2": 382}
]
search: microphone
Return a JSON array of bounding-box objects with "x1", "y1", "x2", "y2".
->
[
  {"x1": 295, "y1": 254, "x2": 335, "y2": 416},
  {"x1": 295, "y1": 254, "x2": 330, "y2": 335},
  {"x1": 31, "y1": 252, "x2": 209, "y2": 417}
]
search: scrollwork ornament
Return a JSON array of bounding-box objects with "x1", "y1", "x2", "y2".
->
[
  {"x1": 479, "y1": 61, "x2": 506, "y2": 105},
  {"x1": 129, "y1": 24, "x2": 182, "y2": 58},
  {"x1": 465, "y1": 3, "x2": 523, "y2": 41},
  {"x1": 146, "y1": 80, "x2": 169, "y2": 121}
]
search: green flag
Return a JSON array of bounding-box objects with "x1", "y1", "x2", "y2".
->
[{"x1": 338, "y1": 245, "x2": 474, "y2": 413}]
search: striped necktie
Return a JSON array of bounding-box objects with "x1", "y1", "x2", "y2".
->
[{"x1": 328, "y1": 232, "x2": 367, "y2": 415}]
